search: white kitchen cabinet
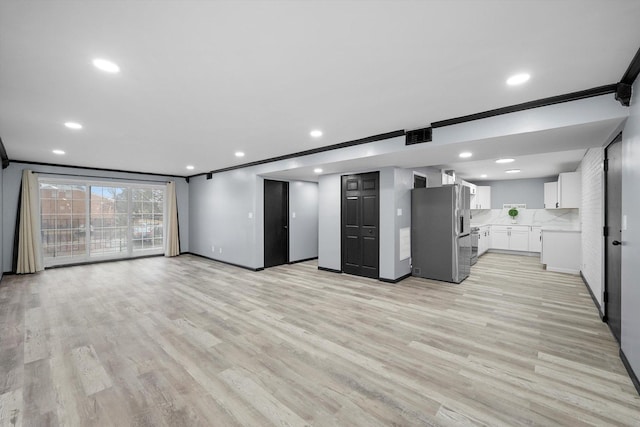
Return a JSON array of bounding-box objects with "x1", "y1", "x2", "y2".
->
[
  {"x1": 558, "y1": 172, "x2": 581, "y2": 208},
  {"x1": 541, "y1": 229, "x2": 581, "y2": 274},
  {"x1": 544, "y1": 181, "x2": 558, "y2": 209},
  {"x1": 490, "y1": 226, "x2": 510, "y2": 250},
  {"x1": 477, "y1": 225, "x2": 490, "y2": 256},
  {"x1": 490, "y1": 225, "x2": 529, "y2": 251},
  {"x1": 471, "y1": 186, "x2": 491, "y2": 209},
  {"x1": 510, "y1": 228, "x2": 529, "y2": 251},
  {"x1": 528, "y1": 226, "x2": 542, "y2": 252}
]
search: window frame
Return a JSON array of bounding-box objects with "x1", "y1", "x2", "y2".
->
[{"x1": 38, "y1": 176, "x2": 167, "y2": 267}]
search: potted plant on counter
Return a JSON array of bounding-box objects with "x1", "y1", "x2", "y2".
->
[{"x1": 508, "y1": 207, "x2": 519, "y2": 224}]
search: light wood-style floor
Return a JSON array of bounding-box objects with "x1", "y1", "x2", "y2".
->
[{"x1": 1, "y1": 253, "x2": 639, "y2": 426}]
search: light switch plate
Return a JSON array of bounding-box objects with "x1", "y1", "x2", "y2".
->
[
  {"x1": 248, "y1": 212, "x2": 253, "y2": 219},
  {"x1": 623, "y1": 214, "x2": 628, "y2": 230},
  {"x1": 292, "y1": 212, "x2": 296, "y2": 218},
  {"x1": 397, "y1": 208, "x2": 402, "y2": 216}
]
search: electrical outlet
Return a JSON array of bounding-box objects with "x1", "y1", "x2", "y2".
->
[
  {"x1": 219, "y1": 247, "x2": 223, "y2": 254},
  {"x1": 211, "y1": 245, "x2": 215, "y2": 252}
]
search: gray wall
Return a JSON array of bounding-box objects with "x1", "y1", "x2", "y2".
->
[
  {"x1": 2, "y1": 162, "x2": 189, "y2": 273},
  {"x1": 188, "y1": 170, "x2": 318, "y2": 270},
  {"x1": 318, "y1": 174, "x2": 341, "y2": 271},
  {"x1": 188, "y1": 136, "x2": 408, "y2": 271},
  {"x1": 472, "y1": 177, "x2": 556, "y2": 209},
  {"x1": 188, "y1": 170, "x2": 259, "y2": 269},
  {"x1": 621, "y1": 78, "x2": 640, "y2": 385},
  {"x1": 289, "y1": 181, "x2": 319, "y2": 262}
]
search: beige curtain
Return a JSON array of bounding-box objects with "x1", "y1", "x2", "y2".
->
[
  {"x1": 17, "y1": 170, "x2": 44, "y2": 274},
  {"x1": 165, "y1": 181, "x2": 180, "y2": 257}
]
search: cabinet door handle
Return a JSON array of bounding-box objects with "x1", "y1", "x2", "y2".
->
[{"x1": 556, "y1": 202, "x2": 559, "y2": 208}]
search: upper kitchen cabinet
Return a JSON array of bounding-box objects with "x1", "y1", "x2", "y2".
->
[
  {"x1": 558, "y1": 172, "x2": 581, "y2": 208},
  {"x1": 544, "y1": 172, "x2": 581, "y2": 209},
  {"x1": 471, "y1": 186, "x2": 491, "y2": 209},
  {"x1": 544, "y1": 181, "x2": 558, "y2": 209}
]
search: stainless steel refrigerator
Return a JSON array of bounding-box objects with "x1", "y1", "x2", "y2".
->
[{"x1": 411, "y1": 185, "x2": 471, "y2": 283}]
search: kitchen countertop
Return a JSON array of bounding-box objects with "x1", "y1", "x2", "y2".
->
[
  {"x1": 541, "y1": 226, "x2": 581, "y2": 232},
  {"x1": 471, "y1": 223, "x2": 580, "y2": 232}
]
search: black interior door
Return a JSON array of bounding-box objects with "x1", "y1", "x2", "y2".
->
[
  {"x1": 605, "y1": 134, "x2": 622, "y2": 343},
  {"x1": 341, "y1": 172, "x2": 379, "y2": 279},
  {"x1": 264, "y1": 179, "x2": 289, "y2": 268}
]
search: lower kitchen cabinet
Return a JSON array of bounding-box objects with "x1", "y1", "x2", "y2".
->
[
  {"x1": 477, "y1": 226, "x2": 490, "y2": 255},
  {"x1": 541, "y1": 229, "x2": 581, "y2": 274},
  {"x1": 490, "y1": 225, "x2": 529, "y2": 251},
  {"x1": 529, "y1": 226, "x2": 542, "y2": 252}
]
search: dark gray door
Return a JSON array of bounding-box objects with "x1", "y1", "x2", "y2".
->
[
  {"x1": 341, "y1": 172, "x2": 379, "y2": 279},
  {"x1": 264, "y1": 179, "x2": 289, "y2": 268},
  {"x1": 605, "y1": 134, "x2": 622, "y2": 343}
]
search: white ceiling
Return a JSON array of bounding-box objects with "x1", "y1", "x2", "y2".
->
[{"x1": 1, "y1": 1, "x2": 639, "y2": 178}]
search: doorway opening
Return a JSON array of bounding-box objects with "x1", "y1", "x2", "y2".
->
[
  {"x1": 604, "y1": 133, "x2": 622, "y2": 343},
  {"x1": 264, "y1": 179, "x2": 289, "y2": 268}
]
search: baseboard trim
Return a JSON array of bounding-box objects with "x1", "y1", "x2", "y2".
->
[
  {"x1": 44, "y1": 253, "x2": 164, "y2": 270},
  {"x1": 620, "y1": 348, "x2": 640, "y2": 396},
  {"x1": 379, "y1": 272, "x2": 412, "y2": 284},
  {"x1": 580, "y1": 271, "x2": 604, "y2": 320},
  {"x1": 486, "y1": 249, "x2": 540, "y2": 257},
  {"x1": 183, "y1": 252, "x2": 264, "y2": 272},
  {"x1": 289, "y1": 257, "x2": 318, "y2": 265},
  {"x1": 318, "y1": 266, "x2": 342, "y2": 274},
  {"x1": 545, "y1": 266, "x2": 580, "y2": 275}
]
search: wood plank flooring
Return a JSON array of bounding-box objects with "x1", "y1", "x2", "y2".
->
[{"x1": 1, "y1": 252, "x2": 639, "y2": 426}]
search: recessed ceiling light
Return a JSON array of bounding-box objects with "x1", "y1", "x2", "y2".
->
[
  {"x1": 506, "y1": 73, "x2": 530, "y2": 86},
  {"x1": 310, "y1": 130, "x2": 323, "y2": 138},
  {"x1": 314, "y1": 168, "x2": 323, "y2": 173},
  {"x1": 93, "y1": 58, "x2": 120, "y2": 73},
  {"x1": 235, "y1": 151, "x2": 245, "y2": 158},
  {"x1": 480, "y1": 174, "x2": 488, "y2": 178},
  {"x1": 186, "y1": 165, "x2": 195, "y2": 170},
  {"x1": 495, "y1": 158, "x2": 515, "y2": 164},
  {"x1": 505, "y1": 169, "x2": 521, "y2": 174},
  {"x1": 459, "y1": 152, "x2": 472, "y2": 158},
  {"x1": 64, "y1": 121, "x2": 83, "y2": 130},
  {"x1": 52, "y1": 149, "x2": 65, "y2": 155}
]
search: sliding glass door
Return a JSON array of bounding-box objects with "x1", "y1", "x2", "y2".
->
[{"x1": 39, "y1": 179, "x2": 165, "y2": 266}]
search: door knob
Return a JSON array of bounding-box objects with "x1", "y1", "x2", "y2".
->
[{"x1": 612, "y1": 240, "x2": 621, "y2": 246}]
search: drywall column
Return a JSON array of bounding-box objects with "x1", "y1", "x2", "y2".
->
[
  {"x1": 318, "y1": 174, "x2": 341, "y2": 271},
  {"x1": 379, "y1": 168, "x2": 395, "y2": 280},
  {"x1": 621, "y1": 78, "x2": 640, "y2": 388}
]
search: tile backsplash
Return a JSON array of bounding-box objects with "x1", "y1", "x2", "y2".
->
[{"x1": 471, "y1": 208, "x2": 579, "y2": 228}]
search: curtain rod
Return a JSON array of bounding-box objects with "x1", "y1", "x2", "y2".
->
[{"x1": 31, "y1": 170, "x2": 171, "y2": 184}]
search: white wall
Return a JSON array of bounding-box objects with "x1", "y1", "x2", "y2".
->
[
  {"x1": 289, "y1": 181, "x2": 319, "y2": 262},
  {"x1": 2, "y1": 162, "x2": 189, "y2": 273},
  {"x1": 621, "y1": 78, "x2": 640, "y2": 384},
  {"x1": 580, "y1": 147, "x2": 604, "y2": 309}
]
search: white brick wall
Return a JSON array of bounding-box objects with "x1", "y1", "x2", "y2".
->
[{"x1": 581, "y1": 147, "x2": 604, "y2": 306}]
